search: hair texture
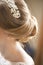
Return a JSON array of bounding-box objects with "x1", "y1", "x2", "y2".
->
[{"x1": 0, "y1": 0, "x2": 38, "y2": 42}]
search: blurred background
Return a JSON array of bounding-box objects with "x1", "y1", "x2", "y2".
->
[
  {"x1": 24, "y1": 0, "x2": 43, "y2": 65},
  {"x1": 25, "y1": 0, "x2": 43, "y2": 50}
]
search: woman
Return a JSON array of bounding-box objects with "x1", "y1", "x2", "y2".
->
[{"x1": 0, "y1": 0, "x2": 38, "y2": 65}]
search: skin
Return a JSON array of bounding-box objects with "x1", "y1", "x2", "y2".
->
[
  {"x1": 0, "y1": 29, "x2": 35, "y2": 65},
  {"x1": 0, "y1": 28, "x2": 24, "y2": 62}
]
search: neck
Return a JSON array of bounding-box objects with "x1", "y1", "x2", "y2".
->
[
  {"x1": 0, "y1": 38, "x2": 24, "y2": 62},
  {"x1": 0, "y1": 31, "x2": 34, "y2": 64},
  {"x1": 0, "y1": 29, "x2": 24, "y2": 62}
]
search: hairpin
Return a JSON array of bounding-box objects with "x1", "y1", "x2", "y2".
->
[{"x1": 2, "y1": 0, "x2": 21, "y2": 18}]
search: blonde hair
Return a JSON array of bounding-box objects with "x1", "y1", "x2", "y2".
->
[{"x1": 0, "y1": 0, "x2": 38, "y2": 42}]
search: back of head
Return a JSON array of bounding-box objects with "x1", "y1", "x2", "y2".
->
[{"x1": 0, "y1": 0, "x2": 38, "y2": 42}]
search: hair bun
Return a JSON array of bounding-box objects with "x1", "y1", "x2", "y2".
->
[{"x1": 0, "y1": 0, "x2": 38, "y2": 42}]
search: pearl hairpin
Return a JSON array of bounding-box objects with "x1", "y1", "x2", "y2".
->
[{"x1": 2, "y1": 0, "x2": 21, "y2": 18}]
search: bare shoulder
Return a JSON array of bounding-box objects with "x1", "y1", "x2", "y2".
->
[{"x1": 16, "y1": 42, "x2": 35, "y2": 65}]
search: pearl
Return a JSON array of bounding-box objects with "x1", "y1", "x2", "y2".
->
[{"x1": 2, "y1": 0, "x2": 21, "y2": 18}]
